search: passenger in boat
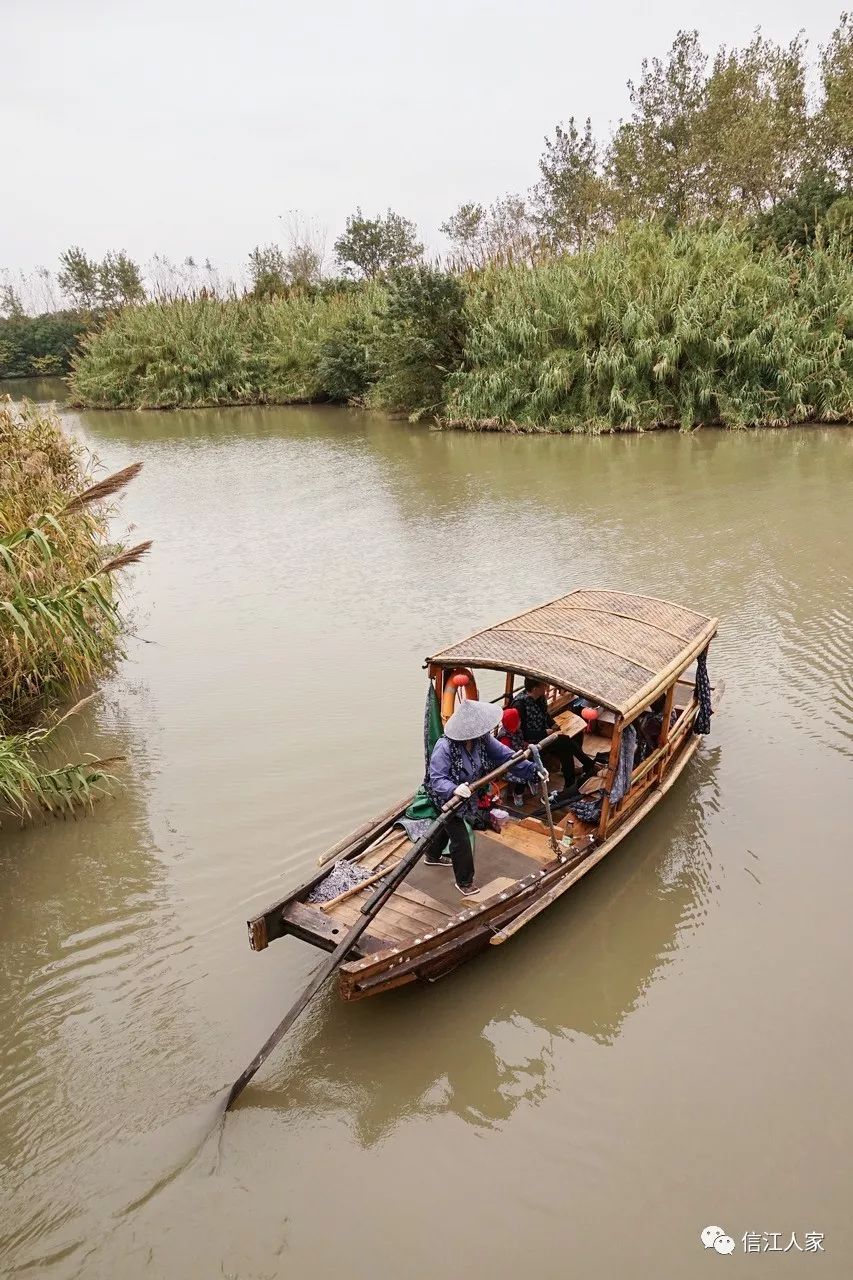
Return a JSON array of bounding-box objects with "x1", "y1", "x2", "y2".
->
[
  {"x1": 635, "y1": 695, "x2": 677, "y2": 762},
  {"x1": 428, "y1": 699, "x2": 540, "y2": 897},
  {"x1": 497, "y1": 707, "x2": 532, "y2": 808},
  {"x1": 512, "y1": 677, "x2": 596, "y2": 788}
]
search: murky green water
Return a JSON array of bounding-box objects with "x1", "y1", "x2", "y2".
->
[{"x1": 2, "y1": 379, "x2": 852, "y2": 1277}]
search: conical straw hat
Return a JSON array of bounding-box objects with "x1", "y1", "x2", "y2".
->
[{"x1": 444, "y1": 699, "x2": 502, "y2": 741}]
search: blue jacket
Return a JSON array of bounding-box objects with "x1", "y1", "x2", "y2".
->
[{"x1": 429, "y1": 733, "x2": 537, "y2": 805}]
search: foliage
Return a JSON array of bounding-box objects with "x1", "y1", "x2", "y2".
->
[
  {"x1": 69, "y1": 291, "x2": 377, "y2": 409},
  {"x1": 754, "y1": 170, "x2": 845, "y2": 251},
  {"x1": 334, "y1": 208, "x2": 423, "y2": 279},
  {"x1": 701, "y1": 33, "x2": 808, "y2": 216},
  {"x1": 69, "y1": 298, "x2": 258, "y2": 409},
  {"x1": 58, "y1": 247, "x2": 100, "y2": 309},
  {"x1": 0, "y1": 310, "x2": 91, "y2": 378},
  {"x1": 314, "y1": 306, "x2": 376, "y2": 403},
  {"x1": 445, "y1": 223, "x2": 853, "y2": 432},
  {"x1": 369, "y1": 266, "x2": 468, "y2": 417},
  {"x1": 825, "y1": 195, "x2": 853, "y2": 249},
  {"x1": 58, "y1": 246, "x2": 144, "y2": 310},
  {"x1": 607, "y1": 30, "x2": 709, "y2": 223},
  {"x1": 0, "y1": 399, "x2": 145, "y2": 821},
  {"x1": 1, "y1": 284, "x2": 24, "y2": 319},
  {"x1": 819, "y1": 14, "x2": 853, "y2": 185},
  {"x1": 247, "y1": 244, "x2": 289, "y2": 297},
  {"x1": 441, "y1": 196, "x2": 538, "y2": 269},
  {"x1": 533, "y1": 118, "x2": 609, "y2": 251}
]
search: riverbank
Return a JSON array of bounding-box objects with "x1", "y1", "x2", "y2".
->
[
  {"x1": 0, "y1": 397, "x2": 145, "y2": 819},
  {"x1": 67, "y1": 224, "x2": 853, "y2": 431}
]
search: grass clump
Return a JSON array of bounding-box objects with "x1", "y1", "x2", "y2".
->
[
  {"x1": 0, "y1": 398, "x2": 148, "y2": 822},
  {"x1": 446, "y1": 224, "x2": 853, "y2": 431}
]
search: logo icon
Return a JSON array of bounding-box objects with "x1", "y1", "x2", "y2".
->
[{"x1": 701, "y1": 1226, "x2": 735, "y2": 1255}]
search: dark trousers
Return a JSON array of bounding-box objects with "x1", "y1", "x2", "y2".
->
[
  {"x1": 445, "y1": 814, "x2": 475, "y2": 888},
  {"x1": 546, "y1": 734, "x2": 594, "y2": 784}
]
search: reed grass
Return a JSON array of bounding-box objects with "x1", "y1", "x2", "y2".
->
[
  {"x1": 445, "y1": 224, "x2": 853, "y2": 430},
  {"x1": 0, "y1": 398, "x2": 145, "y2": 822},
  {"x1": 68, "y1": 290, "x2": 377, "y2": 409}
]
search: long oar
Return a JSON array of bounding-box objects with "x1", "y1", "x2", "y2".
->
[{"x1": 224, "y1": 734, "x2": 558, "y2": 1110}]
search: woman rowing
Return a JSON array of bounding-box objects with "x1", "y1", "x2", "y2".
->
[{"x1": 427, "y1": 699, "x2": 540, "y2": 897}]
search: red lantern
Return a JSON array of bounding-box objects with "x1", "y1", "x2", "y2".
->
[{"x1": 581, "y1": 707, "x2": 599, "y2": 731}]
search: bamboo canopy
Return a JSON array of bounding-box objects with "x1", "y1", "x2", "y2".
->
[{"x1": 427, "y1": 589, "x2": 718, "y2": 718}]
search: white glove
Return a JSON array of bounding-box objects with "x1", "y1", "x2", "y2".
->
[
  {"x1": 536, "y1": 768, "x2": 549, "y2": 783},
  {"x1": 453, "y1": 783, "x2": 472, "y2": 799}
]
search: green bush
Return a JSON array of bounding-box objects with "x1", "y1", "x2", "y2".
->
[
  {"x1": 0, "y1": 311, "x2": 91, "y2": 379},
  {"x1": 369, "y1": 266, "x2": 468, "y2": 417}
]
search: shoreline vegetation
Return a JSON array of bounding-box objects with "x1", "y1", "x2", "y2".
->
[
  {"x1": 67, "y1": 227, "x2": 853, "y2": 431},
  {"x1": 5, "y1": 18, "x2": 853, "y2": 432},
  {"x1": 0, "y1": 398, "x2": 149, "y2": 824}
]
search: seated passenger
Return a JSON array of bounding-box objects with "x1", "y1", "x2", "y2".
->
[
  {"x1": 512, "y1": 676, "x2": 596, "y2": 788},
  {"x1": 497, "y1": 707, "x2": 530, "y2": 808},
  {"x1": 428, "y1": 699, "x2": 539, "y2": 897}
]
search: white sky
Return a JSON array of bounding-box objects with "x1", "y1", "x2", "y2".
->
[{"x1": 1, "y1": 0, "x2": 844, "y2": 285}]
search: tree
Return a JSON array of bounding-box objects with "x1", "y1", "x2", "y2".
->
[
  {"x1": 441, "y1": 195, "x2": 538, "y2": 268},
  {"x1": 370, "y1": 265, "x2": 468, "y2": 416},
  {"x1": 753, "y1": 168, "x2": 843, "y2": 249},
  {"x1": 0, "y1": 283, "x2": 24, "y2": 319},
  {"x1": 701, "y1": 34, "x2": 809, "y2": 215},
  {"x1": 58, "y1": 247, "x2": 100, "y2": 309},
  {"x1": 819, "y1": 14, "x2": 853, "y2": 185},
  {"x1": 280, "y1": 211, "x2": 326, "y2": 288},
  {"x1": 99, "y1": 251, "x2": 145, "y2": 307},
  {"x1": 58, "y1": 246, "x2": 144, "y2": 309},
  {"x1": 334, "y1": 208, "x2": 423, "y2": 279},
  {"x1": 825, "y1": 194, "x2": 853, "y2": 248},
  {"x1": 534, "y1": 117, "x2": 609, "y2": 250},
  {"x1": 440, "y1": 202, "x2": 486, "y2": 268},
  {"x1": 247, "y1": 244, "x2": 289, "y2": 297},
  {"x1": 607, "y1": 30, "x2": 708, "y2": 222}
]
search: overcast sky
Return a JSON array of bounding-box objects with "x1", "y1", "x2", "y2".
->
[{"x1": 2, "y1": 0, "x2": 844, "y2": 286}]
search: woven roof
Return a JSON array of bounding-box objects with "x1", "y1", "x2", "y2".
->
[{"x1": 427, "y1": 589, "x2": 718, "y2": 717}]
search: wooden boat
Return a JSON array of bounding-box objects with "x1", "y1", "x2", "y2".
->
[{"x1": 247, "y1": 589, "x2": 720, "y2": 1001}]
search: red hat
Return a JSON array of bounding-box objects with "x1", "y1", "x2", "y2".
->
[{"x1": 501, "y1": 707, "x2": 521, "y2": 732}]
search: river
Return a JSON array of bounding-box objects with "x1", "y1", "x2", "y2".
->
[{"x1": 1, "y1": 379, "x2": 851, "y2": 1278}]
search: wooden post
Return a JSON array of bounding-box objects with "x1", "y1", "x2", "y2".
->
[
  {"x1": 504, "y1": 670, "x2": 514, "y2": 707},
  {"x1": 597, "y1": 717, "x2": 623, "y2": 840},
  {"x1": 654, "y1": 679, "x2": 678, "y2": 784}
]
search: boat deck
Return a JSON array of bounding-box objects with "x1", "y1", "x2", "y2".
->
[
  {"x1": 285, "y1": 682, "x2": 697, "y2": 955},
  {"x1": 314, "y1": 805, "x2": 588, "y2": 951}
]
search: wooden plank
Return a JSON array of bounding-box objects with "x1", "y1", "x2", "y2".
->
[
  {"x1": 339, "y1": 890, "x2": 448, "y2": 937},
  {"x1": 477, "y1": 875, "x2": 518, "y2": 898},
  {"x1": 380, "y1": 893, "x2": 450, "y2": 929},
  {"x1": 393, "y1": 883, "x2": 452, "y2": 913},
  {"x1": 552, "y1": 709, "x2": 587, "y2": 737},
  {"x1": 329, "y1": 899, "x2": 419, "y2": 944},
  {"x1": 282, "y1": 901, "x2": 393, "y2": 952},
  {"x1": 499, "y1": 823, "x2": 553, "y2": 863}
]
